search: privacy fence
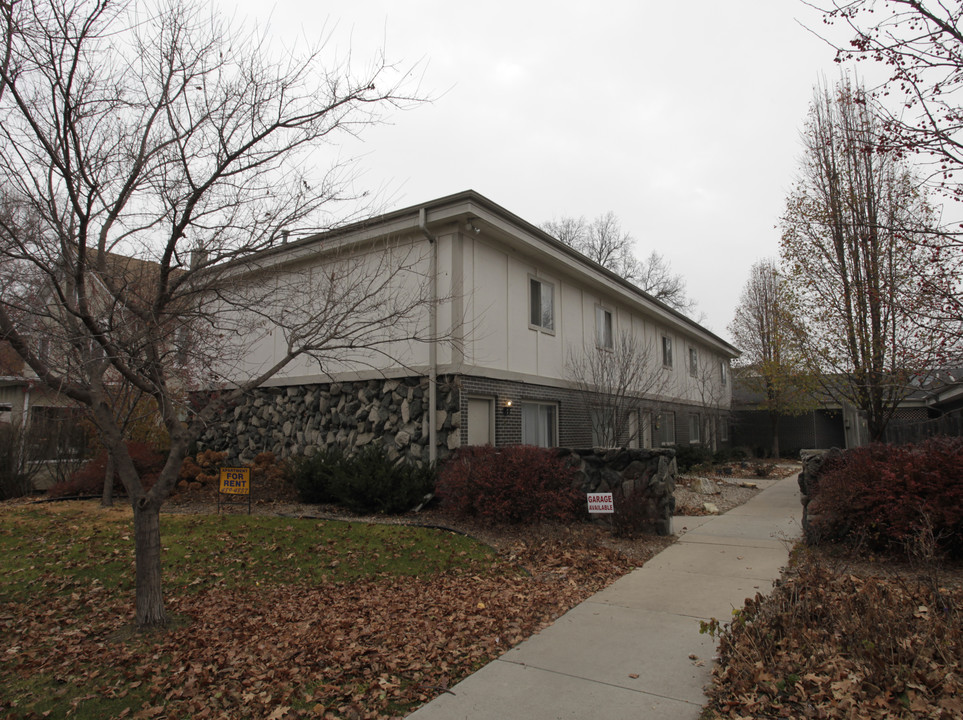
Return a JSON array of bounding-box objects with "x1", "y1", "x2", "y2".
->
[{"x1": 884, "y1": 408, "x2": 963, "y2": 445}]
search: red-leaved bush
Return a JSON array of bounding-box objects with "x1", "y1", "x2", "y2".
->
[
  {"x1": 807, "y1": 437, "x2": 963, "y2": 558},
  {"x1": 47, "y1": 442, "x2": 166, "y2": 498},
  {"x1": 436, "y1": 445, "x2": 584, "y2": 525}
]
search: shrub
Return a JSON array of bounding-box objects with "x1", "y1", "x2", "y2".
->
[
  {"x1": 329, "y1": 445, "x2": 435, "y2": 514},
  {"x1": 806, "y1": 437, "x2": 963, "y2": 558},
  {"x1": 436, "y1": 445, "x2": 584, "y2": 525},
  {"x1": 179, "y1": 449, "x2": 228, "y2": 490},
  {"x1": 673, "y1": 444, "x2": 713, "y2": 473},
  {"x1": 47, "y1": 442, "x2": 166, "y2": 498},
  {"x1": 291, "y1": 444, "x2": 434, "y2": 514},
  {"x1": 713, "y1": 447, "x2": 747, "y2": 463},
  {"x1": 750, "y1": 461, "x2": 777, "y2": 478},
  {"x1": 289, "y1": 446, "x2": 345, "y2": 504}
]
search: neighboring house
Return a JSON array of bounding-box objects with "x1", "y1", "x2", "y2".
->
[
  {"x1": 729, "y1": 376, "x2": 847, "y2": 456},
  {"x1": 731, "y1": 369, "x2": 963, "y2": 454},
  {"x1": 885, "y1": 369, "x2": 963, "y2": 444},
  {"x1": 0, "y1": 340, "x2": 87, "y2": 463},
  {"x1": 1, "y1": 247, "x2": 175, "y2": 460},
  {"x1": 198, "y1": 190, "x2": 740, "y2": 463}
]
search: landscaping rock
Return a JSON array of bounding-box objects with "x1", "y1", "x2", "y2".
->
[{"x1": 691, "y1": 477, "x2": 719, "y2": 495}]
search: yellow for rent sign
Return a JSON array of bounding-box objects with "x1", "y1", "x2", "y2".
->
[{"x1": 219, "y1": 467, "x2": 251, "y2": 495}]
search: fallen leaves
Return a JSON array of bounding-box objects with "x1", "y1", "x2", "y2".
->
[
  {"x1": 0, "y1": 507, "x2": 636, "y2": 719},
  {"x1": 705, "y1": 551, "x2": 963, "y2": 719}
]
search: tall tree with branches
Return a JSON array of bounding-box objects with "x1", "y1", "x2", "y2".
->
[
  {"x1": 0, "y1": 0, "x2": 435, "y2": 628},
  {"x1": 780, "y1": 78, "x2": 950, "y2": 442},
  {"x1": 729, "y1": 258, "x2": 814, "y2": 457},
  {"x1": 541, "y1": 212, "x2": 695, "y2": 313},
  {"x1": 816, "y1": 0, "x2": 963, "y2": 340}
]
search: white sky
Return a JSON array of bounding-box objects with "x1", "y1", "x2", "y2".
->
[{"x1": 225, "y1": 0, "x2": 876, "y2": 343}]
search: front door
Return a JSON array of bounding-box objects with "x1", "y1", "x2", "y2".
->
[{"x1": 467, "y1": 397, "x2": 494, "y2": 445}]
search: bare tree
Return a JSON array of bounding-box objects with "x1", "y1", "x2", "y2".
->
[
  {"x1": 0, "y1": 0, "x2": 432, "y2": 628},
  {"x1": 728, "y1": 259, "x2": 815, "y2": 457},
  {"x1": 780, "y1": 78, "x2": 950, "y2": 442},
  {"x1": 686, "y1": 349, "x2": 732, "y2": 452},
  {"x1": 817, "y1": 1, "x2": 963, "y2": 194},
  {"x1": 542, "y1": 212, "x2": 695, "y2": 312},
  {"x1": 567, "y1": 332, "x2": 674, "y2": 448},
  {"x1": 815, "y1": 0, "x2": 963, "y2": 345}
]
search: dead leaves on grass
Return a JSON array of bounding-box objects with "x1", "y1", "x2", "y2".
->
[{"x1": 2, "y1": 532, "x2": 633, "y2": 719}]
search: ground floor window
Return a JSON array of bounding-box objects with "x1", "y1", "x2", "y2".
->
[
  {"x1": 719, "y1": 417, "x2": 729, "y2": 442},
  {"x1": 689, "y1": 413, "x2": 701, "y2": 444},
  {"x1": 520, "y1": 402, "x2": 557, "y2": 447},
  {"x1": 590, "y1": 408, "x2": 616, "y2": 448},
  {"x1": 657, "y1": 411, "x2": 676, "y2": 445}
]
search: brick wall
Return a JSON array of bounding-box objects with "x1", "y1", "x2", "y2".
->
[{"x1": 456, "y1": 374, "x2": 724, "y2": 449}]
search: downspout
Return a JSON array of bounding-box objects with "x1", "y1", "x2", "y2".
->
[
  {"x1": 18, "y1": 381, "x2": 31, "y2": 472},
  {"x1": 418, "y1": 208, "x2": 438, "y2": 465}
]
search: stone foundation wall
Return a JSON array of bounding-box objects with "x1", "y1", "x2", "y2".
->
[
  {"x1": 798, "y1": 447, "x2": 843, "y2": 538},
  {"x1": 197, "y1": 375, "x2": 460, "y2": 465},
  {"x1": 559, "y1": 447, "x2": 678, "y2": 536}
]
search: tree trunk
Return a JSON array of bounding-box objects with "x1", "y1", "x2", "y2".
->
[
  {"x1": 770, "y1": 412, "x2": 781, "y2": 459},
  {"x1": 132, "y1": 498, "x2": 167, "y2": 627},
  {"x1": 101, "y1": 453, "x2": 114, "y2": 508}
]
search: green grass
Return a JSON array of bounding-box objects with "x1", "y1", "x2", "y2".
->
[
  {"x1": 0, "y1": 502, "x2": 493, "y2": 603},
  {"x1": 0, "y1": 501, "x2": 497, "y2": 719}
]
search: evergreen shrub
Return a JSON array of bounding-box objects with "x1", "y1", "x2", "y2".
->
[{"x1": 291, "y1": 444, "x2": 434, "y2": 514}]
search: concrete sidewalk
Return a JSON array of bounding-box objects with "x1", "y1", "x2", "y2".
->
[{"x1": 408, "y1": 471, "x2": 801, "y2": 720}]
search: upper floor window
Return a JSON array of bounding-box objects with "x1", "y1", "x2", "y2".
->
[
  {"x1": 689, "y1": 347, "x2": 698, "y2": 378},
  {"x1": 595, "y1": 306, "x2": 613, "y2": 349},
  {"x1": 720, "y1": 361, "x2": 728, "y2": 386},
  {"x1": 529, "y1": 277, "x2": 554, "y2": 331},
  {"x1": 661, "y1": 335, "x2": 673, "y2": 368}
]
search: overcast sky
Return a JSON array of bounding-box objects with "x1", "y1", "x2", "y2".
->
[{"x1": 226, "y1": 0, "x2": 876, "y2": 343}]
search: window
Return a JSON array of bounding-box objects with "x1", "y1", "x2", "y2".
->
[
  {"x1": 590, "y1": 408, "x2": 616, "y2": 448},
  {"x1": 595, "y1": 306, "x2": 613, "y2": 349},
  {"x1": 0, "y1": 403, "x2": 12, "y2": 424},
  {"x1": 657, "y1": 411, "x2": 676, "y2": 445},
  {"x1": 529, "y1": 277, "x2": 554, "y2": 331},
  {"x1": 720, "y1": 361, "x2": 728, "y2": 386},
  {"x1": 689, "y1": 413, "x2": 701, "y2": 443},
  {"x1": 661, "y1": 335, "x2": 672, "y2": 367},
  {"x1": 689, "y1": 347, "x2": 698, "y2": 378},
  {"x1": 719, "y1": 417, "x2": 729, "y2": 442},
  {"x1": 520, "y1": 402, "x2": 557, "y2": 447}
]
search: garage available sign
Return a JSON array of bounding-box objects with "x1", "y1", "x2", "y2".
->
[
  {"x1": 587, "y1": 492, "x2": 614, "y2": 513},
  {"x1": 219, "y1": 467, "x2": 251, "y2": 495}
]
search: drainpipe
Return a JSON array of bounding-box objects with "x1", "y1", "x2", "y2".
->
[
  {"x1": 418, "y1": 208, "x2": 438, "y2": 465},
  {"x1": 18, "y1": 381, "x2": 31, "y2": 472}
]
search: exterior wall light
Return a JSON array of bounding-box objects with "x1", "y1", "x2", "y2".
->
[{"x1": 503, "y1": 400, "x2": 512, "y2": 416}]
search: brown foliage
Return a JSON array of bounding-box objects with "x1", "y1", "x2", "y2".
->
[
  {"x1": 175, "y1": 451, "x2": 292, "y2": 500},
  {"x1": 705, "y1": 550, "x2": 963, "y2": 719}
]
